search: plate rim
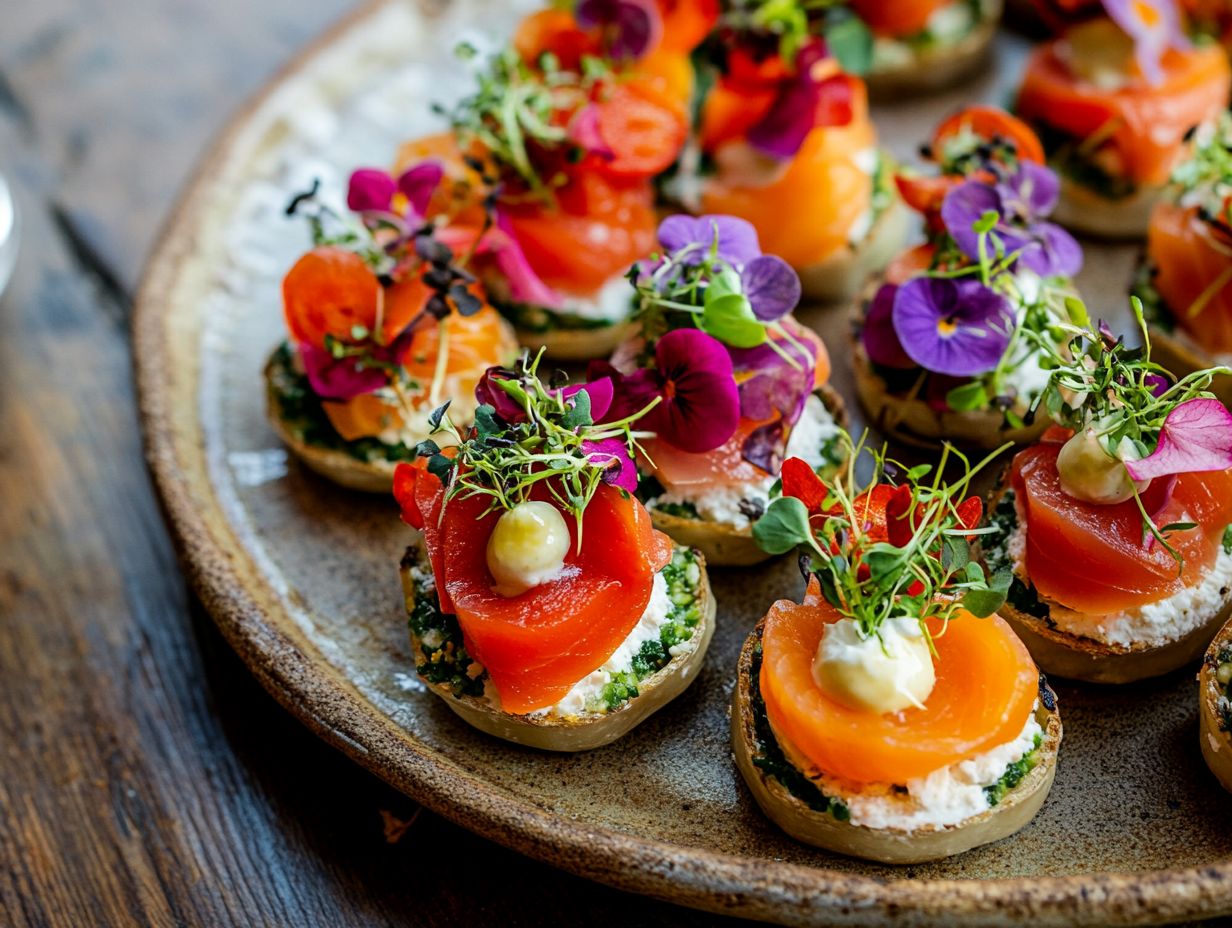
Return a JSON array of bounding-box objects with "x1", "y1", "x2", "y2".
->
[{"x1": 131, "y1": 1, "x2": 1232, "y2": 923}]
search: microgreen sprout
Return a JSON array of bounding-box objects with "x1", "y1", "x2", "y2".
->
[
  {"x1": 414, "y1": 350, "x2": 658, "y2": 548},
  {"x1": 754, "y1": 433, "x2": 1014, "y2": 652},
  {"x1": 1026, "y1": 297, "x2": 1232, "y2": 564}
]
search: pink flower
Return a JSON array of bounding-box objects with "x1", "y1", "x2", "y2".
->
[
  {"x1": 346, "y1": 162, "x2": 443, "y2": 221},
  {"x1": 298, "y1": 340, "x2": 388, "y2": 400},
  {"x1": 1124, "y1": 398, "x2": 1232, "y2": 481},
  {"x1": 581, "y1": 437, "x2": 639, "y2": 492}
]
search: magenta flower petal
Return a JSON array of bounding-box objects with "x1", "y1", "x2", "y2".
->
[
  {"x1": 644, "y1": 329, "x2": 740, "y2": 453},
  {"x1": 491, "y1": 212, "x2": 564, "y2": 309},
  {"x1": 1124, "y1": 398, "x2": 1232, "y2": 481},
  {"x1": 581, "y1": 437, "x2": 639, "y2": 493},
  {"x1": 474, "y1": 367, "x2": 527, "y2": 421},
  {"x1": 575, "y1": 0, "x2": 662, "y2": 60},
  {"x1": 1101, "y1": 0, "x2": 1189, "y2": 86},
  {"x1": 742, "y1": 254, "x2": 801, "y2": 322},
  {"x1": 657, "y1": 214, "x2": 760, "y2": 267},
  {"x1": 298, "y1": 341, "x2": 388, "y2": 400},
  {"x1": 347, "y1": 168, "x2": 396, "y2": 213},
  {"x1": 747, "y1": 43, "x2": 854, "y2": 160},
  {"x1": 862, "y1": 283, "x2": 915, "y2": 369},
  {"x1": 559, "y1": 376, "x2": 615, "y2": 422},
  {"x1": 396, "y1": 162, "x2": 443, "y2": 219},
  {"x1": 892, "y1": 277, "x2": 1013, "y2": 377}
]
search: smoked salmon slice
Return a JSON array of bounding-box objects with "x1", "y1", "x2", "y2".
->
[
  {"x1": 1010, "y1": 441, "x2": 1232, "y2": 614},
  {"x1": 759, "y1": 595, "x2": 1039, "y2": 784},
  {"x1": 1148, "y1": 202, "x2": 1232, "y2": 353},
  {"x1": 701, "y1": 86, "x2": 877, "y2": 270},
  {"x1": 1016, "y1": 34, "x2": 1230, "y2": 187},
  {"x1": 848, "y1": 0, "x2": 953, "y2": 37},
  {"x1": 396, "y1": 469, "x2": 674, "y2": 714}
]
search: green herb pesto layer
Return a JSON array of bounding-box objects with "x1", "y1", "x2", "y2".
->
[
  {"x1": 1214, "y1": 644, "x2": 1232, "y2": 733},
  {"x1": 266, "y1": 341, "x2": 418, "y2": 464},
  {"x1": 404, "y1": 545, "x2": 704, "y2": 714},
  {"x1": 984, "y1": 491, "x2": 1052, "y2": 621}
]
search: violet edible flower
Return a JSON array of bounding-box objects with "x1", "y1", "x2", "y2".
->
[
  {"x1": 657, "y1": 214, "x2": 761, "y2": 267},
  {"x1": 861, "y1": 283, "x2": 915, "y2": 369},
  {"x1": 1101, "y1": 0, "x2": 1189, "y2": 86},
  {"x1": 941, "y1": 164, "x2": 1083, "y2": 279},
  {"x1": 741, "y1": 254, "x2": 801, "y2": 322},
  {"x1": 575, "y1": 0, "x2": 662, "y2": 60},
  {"x1": 1124, "y1": 398, "x2": 1232, "y2": 481},
  {"x1": 892, "y1": 277, "x2": 1014, "y2": 377}
]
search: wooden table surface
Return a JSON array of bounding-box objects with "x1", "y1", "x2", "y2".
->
[{"x1": 0, "y1": 2, "x2": 752, "y2": 924}]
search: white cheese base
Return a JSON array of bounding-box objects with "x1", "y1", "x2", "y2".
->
[
  {"x1": 1008, "y1": 521, "x2": 1232, "y2": 648},
  {"x1": 525, "y1": 570, "x2": 674, "y2": 718},
  {"x1": 814, "y1": 703, "x2": 1042, "y2": 832},
  {"x1": 649, "y1": 394, "x2": 840, "y2": 530}
]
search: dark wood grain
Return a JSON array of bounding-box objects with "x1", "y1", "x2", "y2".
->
[{"x1": 0, "y1": 2, "x2": 752, "y2": 924}]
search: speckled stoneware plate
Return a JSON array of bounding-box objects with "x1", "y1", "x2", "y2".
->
[{"x1": 134, "y1": 2, "x2": 1232, "y2": 924}]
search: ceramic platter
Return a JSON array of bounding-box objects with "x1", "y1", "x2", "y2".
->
[{"x1": 134, "y1": 1, "x2": 1232, "y2": 923}]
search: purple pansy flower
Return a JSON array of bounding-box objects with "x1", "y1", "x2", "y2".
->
[
  {"x1": 861, "y1": 283, "x2": 915, "y2": 369},
  {"x1": 892, "y1": 277, "x2": 1014, "y2": 377},
  {"x1": 657, "y1": 214, "x2": 761, "y2": 267},
  {"x1": 1101, "y1": 0, "x2": 1189, "y2": 86},
  {"x1": 1124, "y1": 398, "x2": 1232, "y2": 482},
  {"x1": 603, "y1": 329, "x2": 741, "y2": 453},
  {"x1": 575, "y1": 0, "x2": 662, "y2": 60},
  {"x1": 729, "y1": 336, "x2": 818, "y2": 471},
  {"x1": 741, "y1": 254, "x2": 801, "y2": 322},
  {"x1": 747, "y1": 41, "x2": 855, "y2": 160},
  {"x1": 941, "y1": 163, "x2": 1083, "y2": 279}
]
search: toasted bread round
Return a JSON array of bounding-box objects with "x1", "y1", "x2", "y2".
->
[
  {"x1": 646, "y1": 385, "x2": 849, "y2": 567},
  {"x1": 1199, "y1": 619, "x2": 1232, "y2": 793},
  {"x1": 851, "y1": 330, "x2": 1048, "y2": 450},
  {"x1": 731, "y1": 618, "x2": 1061, "y2": 864},
  {"x1": 1051, "y1": 174, "x2": 1160, "y2": 240},
  {"x1": 796, "y1": 197, "x2": 912, "y2": 303},
  {"x1": 264, "y1": 350, "x2": 402, "y2": 493},
  {"x1": 399, "y1": 541, "x2": 716, "y2": 752},
  {"x1": 514, "y1": 318, "x2": 639, "y2": 362},
  {"x1": 1146, "y1": 322, "x2": 1232, "y2": 408},
  {"x1": 985, "y1": 482, "x2": 1232, "y2": 684},
  {"x1": 864, "y1": 3, "x2": 1002, "y2": 100}
]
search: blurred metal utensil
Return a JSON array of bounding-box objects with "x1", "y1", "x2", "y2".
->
[{"x1": 0, "y1": 173, "x2": 18, "y2": 300}]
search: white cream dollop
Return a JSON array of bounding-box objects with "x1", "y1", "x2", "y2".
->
[
  {"x1": 486, "y1": 501, "x2": 571, "y2": 597},
  {"x1": 1056, "y1": 428, "x2": 1148, "y2": 505},
  {"x1": 812, "y1": 617, "x2": 936, "y2": 715}
]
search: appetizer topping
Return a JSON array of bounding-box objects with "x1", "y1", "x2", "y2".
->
[
  {"x1": 486, "y1": 500, "x2": 572, "y2": 596},
  {"x1": 1145, "y1": 114, "x2": 1232, "y2": 352},
  {"x1": 394, "y1": 353, "x2": 677, "y2": 713},
  {"x1": 1214, "y1": 643, "x2": 1232, "y2": 732},
  {"x1": 812, "y1": 616, "x2": 936, "y2": 714},
  {"x1": 1006, "y1": 305, "x2": 1232, "y2": 612},
  {"x1": 1017, "y1": 13, "x2": 1228, "y2": 191},
  {"x1": 863, "y1": 124, "x2": 1080, "y2": 424},
  {"x1": 751, "y1": 438, "x2": 1038, "y2": 784},
  {"x1": 609, "y1": 214, "x2": 826, "y2": 471},
  {"x1": 275, "y1": 172, "x2": 517, "y2": 450}
]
